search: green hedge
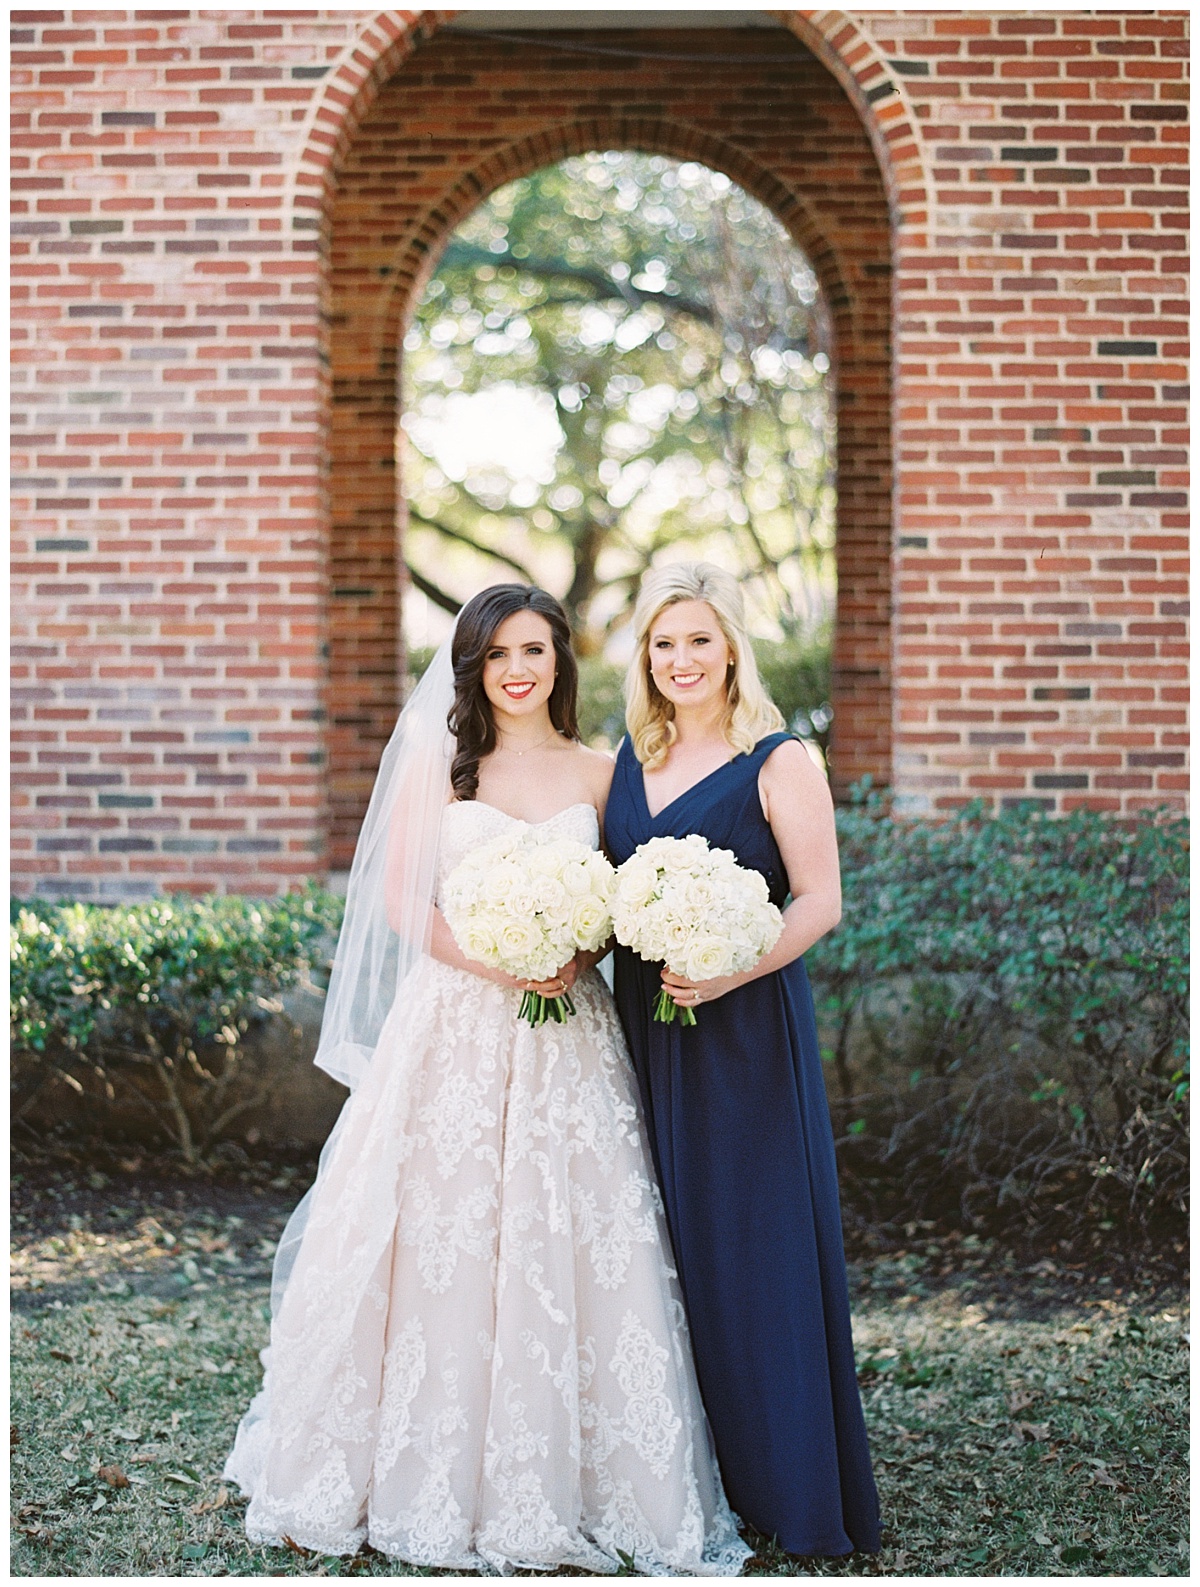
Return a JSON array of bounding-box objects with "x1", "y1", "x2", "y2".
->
[
  {"x1": 10, "y1": 804, "x2": 1187, "y2": 1236},
  {"x1": 10, "y1": 889, "x2": 340, "y2": 1163},
  {"x1": 812, "y1": 796, "x2": 1188, "y2": 1237}
]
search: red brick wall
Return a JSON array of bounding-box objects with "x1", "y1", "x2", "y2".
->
[
  {"x1": 873, "y1": 10, "x2": 1189, "y2": 817},
  {"x1": 11, "y1": 10, "x2": 1189, "y2": 899}
]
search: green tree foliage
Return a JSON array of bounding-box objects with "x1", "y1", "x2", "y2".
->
[{"x1": 402, "y1": 152, "x2": 835, "y2": 652}]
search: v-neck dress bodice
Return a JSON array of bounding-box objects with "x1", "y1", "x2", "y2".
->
[
  {"x1": 615, "y1": 739, "x2": 793, "y2": 906},
  {"x1": 605, "y1": 733, "x2": 881, "y2": 1558}
]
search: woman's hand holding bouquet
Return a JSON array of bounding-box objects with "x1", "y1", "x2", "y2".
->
[
  {"x1": 611, "y1": 834, "x2": 783, "y2": 1025},
  {"x1": 443, "y1": 830, "x2": 616, "y2": 1025}
]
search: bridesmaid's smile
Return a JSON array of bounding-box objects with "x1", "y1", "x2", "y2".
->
[{"x1": 648, "y1": 599, "x2": 733, "y2": 712}]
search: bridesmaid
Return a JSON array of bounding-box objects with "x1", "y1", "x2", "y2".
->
[{"x1": 605, "y1": 562, "x2": 881, "y2": 1558}]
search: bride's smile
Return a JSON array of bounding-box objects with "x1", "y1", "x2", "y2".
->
[{"x1": 481, "y1": 609, "x2": 558, "y2": 728}]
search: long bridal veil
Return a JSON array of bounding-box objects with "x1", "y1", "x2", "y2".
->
[
  {"x1": 268, "y1": 631, "x2": 456, "y2": 1311},
  {"x1": 314, "y1": 633, "x2": 455, "y2": 1093}
]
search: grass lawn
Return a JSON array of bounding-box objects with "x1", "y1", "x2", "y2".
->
[{"x1": 10, "y1": 1155, "x2": 1189, "y2": 1578}]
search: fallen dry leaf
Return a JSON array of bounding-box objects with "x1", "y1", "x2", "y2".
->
[
  {"x1": 1018, "y1": 1420, "x2": 1052, "y2": 1442},
  {"x1": 192, "y1": 1484, "x2": 229, "y2": 1515},
  {"x1": 98, "y1": 1464, "x2": 130, "y2": 1488}
]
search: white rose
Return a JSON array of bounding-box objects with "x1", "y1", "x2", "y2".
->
[
  {"x1": 504, "y1": 886, "x2": 539, "y2": 920},
  {"x1": 526, "y1": 845, "x2": 562, "y2": 877},
  {"x1": 460, "y1": 921, "x2": 500, "y2": 966},
  {"x1": 568, "y1": 895, "x2": 609, "y2": 950},
  {"x1": 685, "y1": 937, "x2": 735, "y2": 982},
  {"x1": 617, "y1": 858, "x2": 659, "y2": 907},
  {"x1": 585, "y1": 851, "x2": 617, "y2": 887},
  {"x1": 682, "y1": 875, "x2": 715, "y2": 912},
  {"x1": 484, "y1": 861, "x2": 523, "y2": 902},
  {"x1": 658, "y1": 844, "x2": 695, "y2": 875},
  {"x1": 744, "y1": 871, "x2": 771, "y2": 904},
  {"x1": 560, "y1": 860, "x2": 593, "y2": 896},
  {"x1": 498, "y1": 918, "x2": 539, "y2": 962}
]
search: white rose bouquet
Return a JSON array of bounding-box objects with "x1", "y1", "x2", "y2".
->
[
  {"x1": 611, "y1": 834, "x2": 784, "y2": 1025},
  {"x1": 442, "y1": 830, "x2": 616, "y2": 1026}
]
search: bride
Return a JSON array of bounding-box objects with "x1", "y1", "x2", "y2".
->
[{"x1": 224, "y1": 584, "x2": 750, "y2": 1576}]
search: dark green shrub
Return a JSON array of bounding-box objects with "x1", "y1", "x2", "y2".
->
[
  {"x1": 10, "y1": 888, "x2": 341, "y2": 1164},
  {"x1": 12, "y1": 804, "x2": 1186, "y2": 1243},
  {"x1": 811, "y1": 798, "x2": 1189, "y2": 1237}
]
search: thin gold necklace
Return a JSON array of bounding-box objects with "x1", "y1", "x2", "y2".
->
[{"x1": 497, "y1": 726, "x2": 557, "y2": 757}]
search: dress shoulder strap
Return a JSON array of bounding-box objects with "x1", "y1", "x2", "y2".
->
[{"x1": 748, "y1": 731, "x2": 796, "y2": 765}]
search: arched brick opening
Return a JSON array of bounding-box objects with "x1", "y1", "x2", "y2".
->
[{"x1": 319, "y1": 18, "x2": 900, "y2": 867}]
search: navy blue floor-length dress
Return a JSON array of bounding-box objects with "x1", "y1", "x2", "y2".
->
[{"x1": 606, "y1": 732, "x2": 881, "y2": 1557}]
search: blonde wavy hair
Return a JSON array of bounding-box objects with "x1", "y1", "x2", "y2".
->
[{"x1": 625, "y1": 562, "x2": 785, "y2": 769}]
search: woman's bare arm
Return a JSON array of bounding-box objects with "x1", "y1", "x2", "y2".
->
[{"x1": 660, "y1": 738, "x2": 842, "y2": 1005}]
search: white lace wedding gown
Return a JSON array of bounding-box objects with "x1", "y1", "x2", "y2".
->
[{"x1": 224, "y1": 800, "x2": 750, "y2": 1575}]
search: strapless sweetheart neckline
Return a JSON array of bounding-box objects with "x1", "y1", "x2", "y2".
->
[{"x1": 447, "y1": 800, "x2": 597, "y2": 827}]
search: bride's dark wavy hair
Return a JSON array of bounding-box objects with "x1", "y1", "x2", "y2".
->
[{"x1": 447, "y1": 584, "x2": 580, "y2": 801}]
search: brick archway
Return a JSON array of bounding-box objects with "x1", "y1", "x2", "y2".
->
[
  {"x1": 293, "y1": 11, "x2": 927, "y2": 231},
  {"x1": 316, "y1": 15, "x2": 907, "y2": 867}
]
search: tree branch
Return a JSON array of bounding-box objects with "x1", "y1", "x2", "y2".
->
[
  {"x1": 438, "y1": 240, "x2": 715, "y2": 326},
  {"x1": 404, "y1": 562, "x2": 462, "y2": 616},
  {"x1": 407, "y1": 508, "x2": 537, "y2": 582}
]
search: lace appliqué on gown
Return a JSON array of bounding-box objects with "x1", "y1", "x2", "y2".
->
[{"x1": 224, "y1": 801, "x2": 749, "y2": 1576}]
